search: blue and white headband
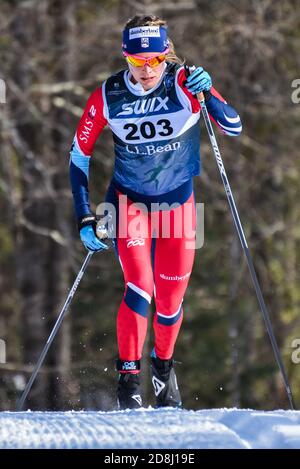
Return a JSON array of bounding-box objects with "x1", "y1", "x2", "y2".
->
[{"x1": 122, "y1": 26, "x2": 169, "y2": 54}]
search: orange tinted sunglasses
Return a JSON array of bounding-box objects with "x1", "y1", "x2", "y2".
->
[{"x1": 123, "y1": 51, "x2": 168, "y2": 68}]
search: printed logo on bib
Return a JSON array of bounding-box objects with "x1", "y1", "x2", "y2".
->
[
  {"x1": 117, "y1": 97, "x2": 169, "y2": 117},
  {"x1": 126, "y1": 141, "x2": 180, "y2": 156}
]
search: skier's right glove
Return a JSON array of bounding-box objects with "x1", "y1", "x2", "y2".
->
[
  {"x1": 78, "y1": 214, "x2": 109, "y2": 252},
  {"x1": 184, "y1": 65, "x2": 212, "y2": 101},
  {"x1": 185, "y1": 66, "x2": 212, "y2": 94}
]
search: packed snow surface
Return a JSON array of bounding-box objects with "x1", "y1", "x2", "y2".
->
[{"x1": 1, "y1": 408, "x2": 300, "y2": 449}]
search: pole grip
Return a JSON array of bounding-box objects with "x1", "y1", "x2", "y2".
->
[
  {"x1": 197, "y1": 91, "x2": 205, "y2": 102},
  {"x1": 184, "y1": 64, "x2": 205, "y2": 103}
]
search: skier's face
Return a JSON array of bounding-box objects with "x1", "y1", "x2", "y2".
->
[{"x1": 127, "y1": 52, "x2": 166, "y2": 91}]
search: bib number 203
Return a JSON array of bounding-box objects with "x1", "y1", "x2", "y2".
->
[{"x1": 124, "y1": 119, "x2": 173, "y2": 140}]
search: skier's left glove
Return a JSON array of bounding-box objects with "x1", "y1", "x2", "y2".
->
[
  {"x1": 78, "y1": 214, "x2": 109, "y2": 252},
  {"x1": 185, "y1": 66, "x2": 212, "y2": 95}
]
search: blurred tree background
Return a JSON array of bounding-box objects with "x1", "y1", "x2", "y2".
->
[{"x1": 0, "y1": 0, "x2": 300, "y2": 411}]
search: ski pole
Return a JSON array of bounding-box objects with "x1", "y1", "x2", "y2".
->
[
  {"x1": 17, "y1": 251, "x2": 94, "y2": 411},
  {"x1": 188, "y1": 73, "x2": 295, "y2": 409}
]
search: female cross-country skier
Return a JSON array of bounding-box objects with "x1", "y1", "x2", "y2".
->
[{"x1": 69, "y1": 14, "x2": 242, "y2": 410}]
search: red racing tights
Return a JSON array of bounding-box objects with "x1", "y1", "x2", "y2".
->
[{"x1": 115, "y1": 191, "x2": 196, "y2": 368}]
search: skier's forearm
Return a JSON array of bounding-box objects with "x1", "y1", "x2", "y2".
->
[
  {"x1": 206, "y1": 90, "x2": 242, "y2": 136},
  {"x1": 69, "y1": 138, "x2": 91, "y2": 219}
]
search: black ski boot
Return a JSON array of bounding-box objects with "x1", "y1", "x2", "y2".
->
[
  {"x1": 150, "y1": 356, "x2": 182, "y2": 408},
  {"x1": 116, "y1": 359, "x2": 142, "y2": 410}
]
